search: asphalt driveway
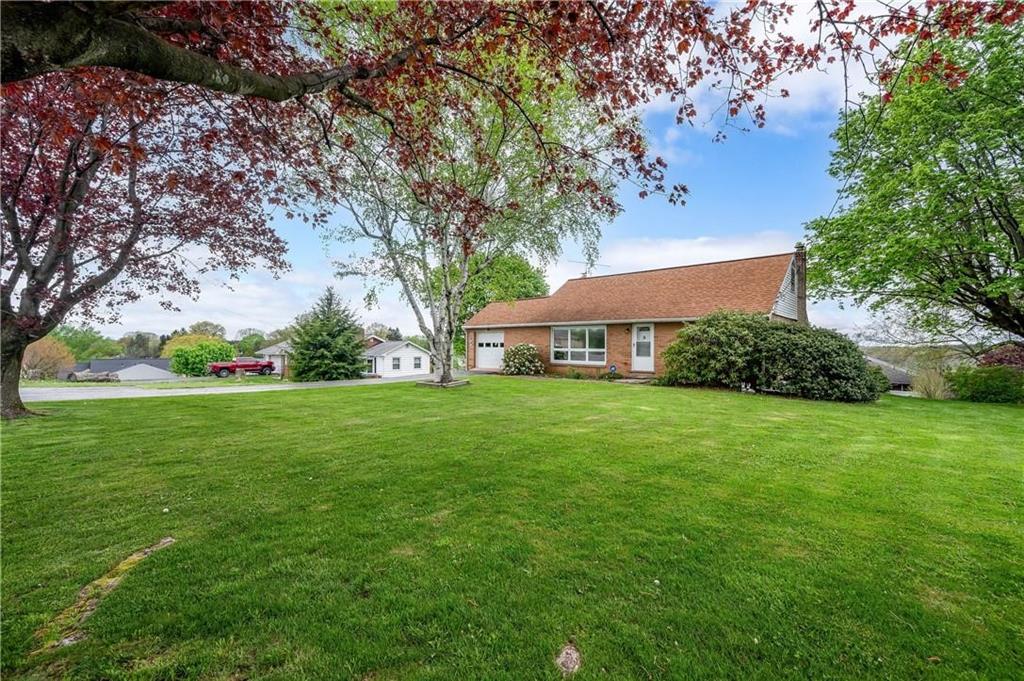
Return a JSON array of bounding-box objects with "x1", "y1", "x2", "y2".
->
[{"x1": 22, "y1": 373, "x2": 442, "y2": 403}]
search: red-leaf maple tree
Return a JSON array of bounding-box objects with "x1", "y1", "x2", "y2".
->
[{"x1": 3, "y1": 1, "x2": 1022, "y2": 416}]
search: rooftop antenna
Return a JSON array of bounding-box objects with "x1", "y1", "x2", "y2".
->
[{"x1": 568, "y1": 260, "x2": 610, "y2": 278}]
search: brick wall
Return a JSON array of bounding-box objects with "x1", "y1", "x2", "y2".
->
[{"x1": 467, "y1": 322, "x2": 685, "y2": 376}]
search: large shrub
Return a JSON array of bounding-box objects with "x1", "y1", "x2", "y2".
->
[
  {"x1": 755, "y1": 322, "x2": 889, "y2": 402},
  {"x1": 501, "y1": 343, "x2": 545, "y2": 375},
  {"x1": 662, "y1": 311, "x2": 768, "y2": 388},
  {"x1": 946, "y1": 365, "x2": 1024, "y2": 403},
  {"x1": 979, "y1": 343, "x2": 1024, "y2": 371},
  {"x1": 170, "y1": 341, "x2": 234, "y2": 376},
  {"x1": 663, "y1": 312, "x2": 887, "y2": 402}
]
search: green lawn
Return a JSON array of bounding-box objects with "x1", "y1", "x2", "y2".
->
[{"x1": 2, "y1": 377, "x2": 1021, "y2": 679}]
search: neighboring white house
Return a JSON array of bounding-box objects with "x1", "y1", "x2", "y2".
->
[
  {"x1": 256, "y1": 341, "x2": 292, "y2": 375},
  {"x1": 364, "y1": 340, "x2": 432, "y2": 377}
]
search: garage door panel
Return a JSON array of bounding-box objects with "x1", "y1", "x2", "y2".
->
[{"x1": 476, "y1": 331, "x2": 505, "y2": 369}]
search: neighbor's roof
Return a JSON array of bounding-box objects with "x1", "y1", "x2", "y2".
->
[
  {"x1": 256, "y1": 341, "x2": 292, "y2": 355},
  {"x1": 86, "y1": 358, "x2": 171, "y2": 372},
  {"x1": 465, "y1": 252, "x2": 796, "y2": 328},
  {"x1": 865, "y1": 356, "x2": 913, "y2": 385},
  {"x1": 363, "y1": 340, "x2": 430, "y2": 357}
]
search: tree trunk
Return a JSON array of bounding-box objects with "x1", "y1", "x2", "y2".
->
[
  {"x1": 1, "y1": 333, "x2": 30, "y2": 420},
  {"x1": 432, "y1": 329, "x2": 456, "y2": 384}
]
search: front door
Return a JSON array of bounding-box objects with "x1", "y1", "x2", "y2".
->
[{"x1": 632, "y1": 323, "x2": 654, "y2": 373}]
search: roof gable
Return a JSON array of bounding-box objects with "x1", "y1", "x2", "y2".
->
[
  {"x1": 363, "y1": 340, "x2": 430, "y2": 357},
  {"x1": 465, "y1": 252, "x2": 797, "y2": 327}
]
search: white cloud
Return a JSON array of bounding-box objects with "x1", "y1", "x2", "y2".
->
[
  {"x1": 642, "y1": 1, "x2": 892, "y2": 135},
  {"x1": 83, "y1": 258, "x2": 426, "y2": 339}
]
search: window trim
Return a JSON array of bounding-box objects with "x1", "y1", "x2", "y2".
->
[
  {"x1": 550, "y1": 325, "x2": 608, "y2": 366},
  {"x1": 392, "y1": 356, "x2": 401, "y2": 370},
  {"x1": 413, "y1": 356, "x2": 422, "y2": 370}
]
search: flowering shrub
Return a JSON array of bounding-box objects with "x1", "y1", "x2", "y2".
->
[{"x1": 501, "y1": 343, "x2": 545, "y2": 375}]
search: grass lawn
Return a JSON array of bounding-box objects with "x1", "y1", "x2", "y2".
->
[
  {"x1": 2, "y1": 376, "x2": 1021, "y2": 679},
  {"x1": 21, "y1": 376, "x2": 289, "y2": 389}
]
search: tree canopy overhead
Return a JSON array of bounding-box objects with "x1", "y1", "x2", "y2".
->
[{"x1": 807, "y1": 22, "x2": 1024, "y2": 338}]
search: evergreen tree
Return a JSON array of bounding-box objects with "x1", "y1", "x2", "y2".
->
[{"x1": 289, "y1": 288, "x2": 366, "y2": 381}]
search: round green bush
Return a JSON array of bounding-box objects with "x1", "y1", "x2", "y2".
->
[
  {"x1": 501, "y1": 343, "x2": 545, "y2": 375},
  {"x1": 754, "y1": 323, "x2": 889, "y2": 402},
  {"x1": 946, "y1": 365, "x2": 1024, "y2": 403},
  {"x1": 661, "y1": 311, "x2": 768, "y2": 388},
  {"x1": 662, "y1": 311, "x2": 887, "y2": 402},
  {"x1": 170, "y1": 341, "x2": 234, "y2": 377}
]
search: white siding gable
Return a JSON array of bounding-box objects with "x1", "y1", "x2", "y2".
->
[{"x1": 771, "y1": 255, "x2": 799, "y2": 320}]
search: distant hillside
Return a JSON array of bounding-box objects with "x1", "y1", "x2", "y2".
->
[{"x1": 860, "y1": 346, "x2": 974, "y2": 372}]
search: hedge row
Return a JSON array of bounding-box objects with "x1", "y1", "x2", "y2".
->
[{"x1": 661, "y1": 312, "x2": 888, "y2": 402}]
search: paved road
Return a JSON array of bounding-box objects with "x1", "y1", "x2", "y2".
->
[{"x1": 23, "y1": 373, "x2": 443, "y2": 403}]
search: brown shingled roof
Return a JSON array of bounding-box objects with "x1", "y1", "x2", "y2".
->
[{"x1": 465, "y1": 252, "x2": 796, "y2": 328}]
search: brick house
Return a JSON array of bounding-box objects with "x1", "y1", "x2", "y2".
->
[{"x1": 464, "y1": 249, "x2": 807, "y2": 377}]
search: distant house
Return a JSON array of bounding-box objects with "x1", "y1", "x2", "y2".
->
[
  {"x1": 464, "y1": 250, "x2": 807, "y2": 376},
  {"x1": 865, "y1": 356, "x2": 913, "y2": 392},
  {"x1": 256, "y1": 341, "x2": 292, "y2": 374},
  {"x1": 61, "y1": 358, "x2": 176, "y2": 381},
  {"x1": 258, "y1": 336, "x2": 430, "y2": 378},
  {"x1": 363, "y1": 340, "x2": 432, "y2": 377}
]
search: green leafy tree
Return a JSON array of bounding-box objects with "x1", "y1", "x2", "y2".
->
[
  {"x1": 50, "y1": 325, "x2": 123, "y2": 360},
  {"x1": 188, "y1": 321, "x2": 226, "y2": 338},
  {"x1": 433, "y1": 254, "x2": 549, "y2": 359},
  {"x1": 119, "y1": 332, "x2": 161, "y2": 358},
  {"x1": 808, "y1": 24, "x2": 1024, "y2": 338},
  {"x1": 236, "y1": 332, "x2": 267, "y2": 356},
  {"x1": 160, "y1": 333, "x2": 224, "y2": 358},
  {"x1": 289, "y1": 288, "x2": 366, "y2": 382},
  {"x1": 170, "y1": 341, "x2": 234, "y2": 377}
]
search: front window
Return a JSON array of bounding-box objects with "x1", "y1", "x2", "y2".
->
[
  {"x1": 392, "y1": 357, "x2": 401, "y2": 370},
  {"x1": 552, "y1": 326, "x2": 606, "y2": 364},
  {"x1": 414, "y1": 356, "x2": 422, "y2": 369}
]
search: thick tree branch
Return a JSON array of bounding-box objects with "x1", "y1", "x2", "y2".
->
[{"x1": 0, "y1": 2, "x2": 471, "y2": 102}]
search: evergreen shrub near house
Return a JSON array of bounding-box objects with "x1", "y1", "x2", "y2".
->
[
  {"x1": 170, "y1": 341, "x2": 234, "y2": 376},
  {"x1": 946, "y1": 365, "x2": 1024, "y2": 403},
  {"x1": 662, "y1": 311, "x2": 767, "y2": 389},
  {"x1": 501, "y1": 343, "x2": 545, "y2": 376},
  {"x1": 662, "y1": 311, "x2": 887, "y2": 402}
]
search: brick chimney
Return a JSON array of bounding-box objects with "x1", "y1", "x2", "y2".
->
[{"x1": 794, "y1": 242, "x2": 808, "y2": 324}]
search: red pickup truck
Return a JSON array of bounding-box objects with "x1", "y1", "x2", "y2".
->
[{"x1": 208, "y1": 357, "x2": 275, "y2": 377}]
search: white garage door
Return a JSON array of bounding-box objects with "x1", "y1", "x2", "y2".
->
[{"x1": 475, "y1": 331, "x2": 505, "y2": 369}]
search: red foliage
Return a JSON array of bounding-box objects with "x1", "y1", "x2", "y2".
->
[
  {"x1": 979, "y1": 343, "x2": 1024, "y2": 371},
  {"x1": 3, "y1": 0, "x2": 1022, "y2": 337}
]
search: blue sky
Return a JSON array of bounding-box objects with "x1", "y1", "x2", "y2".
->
[{"x1": 99, "y1": 66, "x2": 874, "y2": 340}]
